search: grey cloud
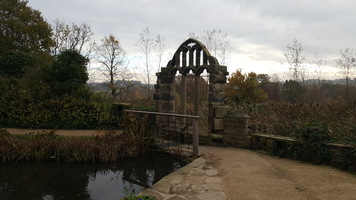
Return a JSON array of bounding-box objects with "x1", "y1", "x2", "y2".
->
[{"x1": 27, "y1": 0, "x2": 356, "y2": 74}]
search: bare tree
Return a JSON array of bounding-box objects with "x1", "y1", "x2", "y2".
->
[
  {"x1": 155, "y1": 34, "x2": 166, "y2": 72},
  {"x1": 284, "y1": 39, "x2": 307, "y2": 83},
  {"x1": 136, "y1": 28, "x2": 167, "y2": 100},
  {"x1": 188, "y1": 29, "x2": 231, "y2": 65},
  {"x1": 95, "y1": 35, "x2": 132, "y2": 98},
  {"x1": 137, "y1": 28, "x2": 153, "y2": 99},
  {"x1": 51, "y1": 19, "x2": 94, "y2": 57},
  {"x1": 52, "y1": 19, "x2": 70, "y2": 56},
  {"x1": 311, "y1": 52, "x2": 325, "y2": 100},
  {"x1": 336, "y1": 48, "x2": 356, "y2": 104}
]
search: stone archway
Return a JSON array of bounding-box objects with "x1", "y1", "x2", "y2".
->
[{"x1": 153, "y1": 38, "x2": 229, "y2": 134}]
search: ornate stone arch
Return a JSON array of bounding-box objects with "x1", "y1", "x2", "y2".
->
[{"x1": 154, "y1": 38, "x2": 229, "y2": 132}]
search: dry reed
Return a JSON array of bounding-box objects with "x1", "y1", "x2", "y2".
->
[{"x1": 0, "y1": 131, "x2": 151, "y2": 163}]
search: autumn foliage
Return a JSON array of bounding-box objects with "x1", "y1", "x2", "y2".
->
[{"x1": 225, "y1": 70, "x2": 268, "y2": 104}]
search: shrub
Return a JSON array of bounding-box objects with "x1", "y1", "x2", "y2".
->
[
  {"x1": 0, "y1": 94, "x2": 118, "y2": 129},
  {"x1": 280, "y1": 122, "x2": 331, "y2": 163}
]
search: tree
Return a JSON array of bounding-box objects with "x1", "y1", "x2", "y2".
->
[
  {"x1": 0, "y1": 0, "x2": 53, "y2": 57},
  {"x1": 189, "y1": 29, "x2": 231, "y2": 65},
  {"x1": 45, "y1": 50, "x2": 89, "y2": 96},
  {"x1": 282, "y1": 80, "x2": 306, "y2": 103},
  {"x1": 0, "y1": 51, "x2": 39, "y2": 78},
  {"x1": 51, "y1": 19, "x2": 94, "y2": 57},
  {"x1": 136, "y1": 28, "x2": 167, "y2": 100},
  {"x1": 311, "y1": 52, "x2": 326, "y2": 100},
  {"x1": 336, "y1": 48, "x2": 356, "y2": 104},
  {"x1": 225, "y1": 70, "x2": 268, "y2": 104},
  {"x1": 137, "y1": 28, "x2": 153, "y2": 100},
  {"x1": 155, "y1": 34, "x2": 167, "y2": 72},
  {"x1": 95, "y1": 35, "x2": 132, "y2": 98},
  {"x1": 0, "y1": 0, "x2": 53, "y2": 77},
  {"x1": 284, "y1": 39, "x2": 307, "y2": 83}
]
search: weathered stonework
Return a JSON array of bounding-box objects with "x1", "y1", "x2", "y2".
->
[
  {"x1": 223, "y1": 114, "x2": 251, "y2": 148},
  {"x1": 214, "y1": 106, "x2": 230, "y2": 118},
  {"x1": 154, "y1": 38, "x2": 229, "y2": 136}
]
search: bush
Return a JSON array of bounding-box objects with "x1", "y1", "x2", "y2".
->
[
  {"x1": 0, "y1": 91, "x2": 118, "y2": 129},
  {"x1": 279, "y1": 122, "x2": 331, "y2": 163}
]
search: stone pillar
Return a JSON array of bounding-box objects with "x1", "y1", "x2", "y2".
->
[
  {"x1": 194, "y1": 74, "x2": 200, "y2": 116},
  {"x1": 223, "y1": 113, "x2": 251, "y2": 148},
  {"x1": 212, "y1": 106, "x2": 230, "y2": 132},
  {"x1": 180, "y1": 75, "x2": 187, "y2": 115},
  {"x1": 208, "y1": 65, "x2": 228, "y2": 133},
  {"x1": 180, "y1": 75, "x2": 187, "y2": 124},
  {"x1": 154, "y1": 67, "x2": 175, "y2": 114},
  {"x1": 153, "y1": 72, "x2": 161, "y2": 112}
]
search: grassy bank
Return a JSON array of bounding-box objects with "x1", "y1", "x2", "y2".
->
[{"x1": 0, "y1": 130, "x2": 151, "y2": 163}]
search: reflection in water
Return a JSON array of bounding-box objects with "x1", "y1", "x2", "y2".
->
[{"x1": 0, "y1": 153, "x2": 185, "y2": 200}]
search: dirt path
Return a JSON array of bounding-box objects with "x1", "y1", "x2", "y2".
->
[
  {"x1": 200, "y1": 146, "x2": 356, "y2": 200},
  {"x1": 5, "y1": 128, "x2": 122, "y2": 137}
]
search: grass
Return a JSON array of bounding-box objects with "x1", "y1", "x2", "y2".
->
[
  {"x1": 0, "y1": 130, "x2": 151, "y2": 163},
  {"x1": 233, "y1": 101, "x2": 356, "y2": 146}
]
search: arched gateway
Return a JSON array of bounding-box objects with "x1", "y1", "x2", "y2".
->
[{"x1": 153, "y1": 38, "x2": 229, "y2": 134}]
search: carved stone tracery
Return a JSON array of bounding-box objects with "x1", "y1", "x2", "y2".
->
[{"x1": 154, "y1": 38, "x2": 229, "y2": 133}]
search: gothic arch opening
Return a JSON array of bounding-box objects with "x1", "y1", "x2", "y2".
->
[{"x1": 154, "y1": 38, "x2": 229, "y2": 134}]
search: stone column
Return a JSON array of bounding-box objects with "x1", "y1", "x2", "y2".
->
[
  {"x1": 208, "y1": 65, "x2": 228, "y2": 132},
  {"x1": 223, "y1": 113, "x2": 251, "y2": 148},
  {"x1": 194, "y1": 74, "x2": 200, "y2": 116},
  {"x1": 180, "y1": 75, "x2": 187, "y2": 115},
  {"x1": 180, "y1": 74, "x2": 187, "y2": 124},
  {"x1": 155, "y1": 67, "x2": 175, "y2": 114}
]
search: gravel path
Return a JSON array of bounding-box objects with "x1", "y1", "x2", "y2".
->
[{"x1": 200, "y1": 146, "x2": 356, "y2": 200}]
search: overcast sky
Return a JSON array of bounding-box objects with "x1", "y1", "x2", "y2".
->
[{"x1": 27, "y1": 0, "x2": 356, "y2": 80}]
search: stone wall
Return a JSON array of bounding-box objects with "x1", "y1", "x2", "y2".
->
[
  {"x1": 154, "y1": 38, "x2": 229, "y2": 136},
  {"x1": 328, "y1": 143, "x2": 356, "y2": 171},
  {"x1": 222, "y1": 113, "x2": 251, "y2": 148}
]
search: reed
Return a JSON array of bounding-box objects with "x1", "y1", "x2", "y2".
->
[
  {"x1": 234, "y1": 101, "x2": 356, "y2": 145},
  {"x1": 0, "y1": 131, "x2": 151, "y2": 163}
]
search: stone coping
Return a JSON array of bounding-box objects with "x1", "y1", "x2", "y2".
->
[{"x1": 139, "y1": 156, "x2": 226, "y2": 200}]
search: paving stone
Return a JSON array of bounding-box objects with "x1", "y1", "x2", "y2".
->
[
  {"x1": 206, "y1": 183, "x2": 224, "y2": 191},
  {"x1": 197, "y1": 191, "x2": 227, "y2": 200},
  {"x1": 171, "y1": 181, "x2": 190, "y2": 193},
  {"x1": 164, "y1": 173, "x2": 185, "y2": 184},
  {"x1": 150, "y1": 179, "x2": 173, "y2": 194},
  {"x1": 183, "y1": 194, "x2": 201, "y2": 200},
  {"x1": 185, "y1": 175, "x2": 205, "y2": 185},
  {"x1": 205, "y1": 177, "x2": 222, "y2": 183},
  {"x1": 189, "y1": 168, "x2": 205, "y2": 176},
  {"x1": 139, "y1": 156, "x2": 226, "y2": 200},
  {"x1": 188, "y1": 184, "x2": 209, "y2": 193},
  {"x1": 176, "y1": 165, "x2": 193, "y2": 174},
  {"x1": 189, "y1": 157, "x2": 206, "y2": 168},
  {"x1": 167, "y1": 196, "x2": 185, "y2": 200},
  {"x1": 205, "y1": 169, "x2": 218, "y2": 176}
]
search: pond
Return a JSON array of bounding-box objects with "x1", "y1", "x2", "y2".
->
[{"x1": 0, "y1": 153, "x2": 186, "y2": 200}]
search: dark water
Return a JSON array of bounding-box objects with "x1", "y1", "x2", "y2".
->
[{"x1": 0, "y1": 154, "x2": 185, "y2": 200}]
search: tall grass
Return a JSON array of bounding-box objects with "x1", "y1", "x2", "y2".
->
[
  {"x1": 233, "y1": 101, "x2": 356, "y2": 145},
  {"x1": 0, "y1": 131, "x2": 151, "y2": 163}
]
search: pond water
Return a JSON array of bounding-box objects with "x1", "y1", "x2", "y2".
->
[{"x1": 0, "y1": 153, "x2": 186, "y2": 200}]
